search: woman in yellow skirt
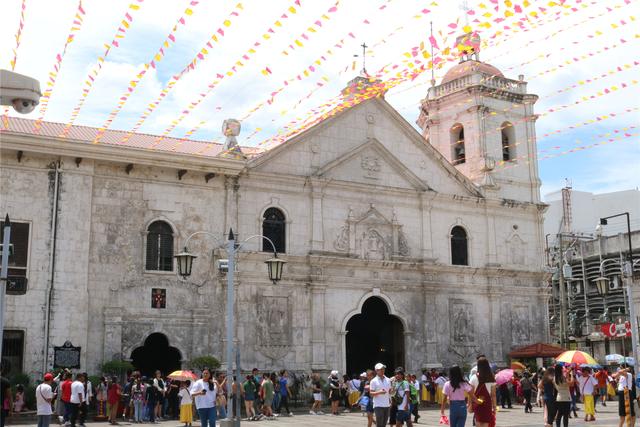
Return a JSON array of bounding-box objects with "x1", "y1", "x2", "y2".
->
[
  {"x1": 179, "y1": 381, "x2": 193, "y2": 427},
  {"x1": 435, "y1": 373, "x2": 447, "y2": 405}
]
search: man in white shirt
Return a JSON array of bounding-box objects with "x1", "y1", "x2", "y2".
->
[
  {"x1": 69, "y1": 373, "x2": 86, "y2": 427},
  {"x1": 369, "y1": 363, "x2": 392, "y2": 427},
  {"x1": 36, "y1": 373, "x2": 55, "y2": 427},
  {"x1": 577, "y1": 367, "x2": 598, "y2": 422}
]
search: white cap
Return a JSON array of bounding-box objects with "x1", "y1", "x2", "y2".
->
[
  {"x1": 331, "y1": 370, "x2": 339, "y2": 376},
  {"x1": 375, "y1": 363, "x2": 386, "y2": 370},
  {"x1": 360, "y1": 372, "x2": 367, "y2": 377}
]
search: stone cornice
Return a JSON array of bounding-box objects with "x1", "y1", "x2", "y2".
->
[{"x1": 0, "y1": 132, "x2": 245, "y2": 175}]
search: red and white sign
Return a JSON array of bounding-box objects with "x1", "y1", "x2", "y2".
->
[{"x1": 601, "y1": 321, "x2": 632, "y2": 338}]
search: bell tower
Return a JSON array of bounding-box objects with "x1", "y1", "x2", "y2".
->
[{"x1": 417, "y1": 32, "x2": 541, "y2": 203}]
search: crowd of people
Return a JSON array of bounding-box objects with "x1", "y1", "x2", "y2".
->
[{"x1": 11, "y1": 357, "x2": 640, "y2": 427}]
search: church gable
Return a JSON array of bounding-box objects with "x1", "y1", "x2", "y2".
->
[
  {"x1": 250, "y1": 97, "x2": 481, "y2": 197},
  {"x1": 315, "y1": 138, "x2": 428, "y2": 191}
]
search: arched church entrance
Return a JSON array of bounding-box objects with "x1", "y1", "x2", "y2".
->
[
  {"x1": 131, "y1": 333, "x2": 181, "y2": 376},
  {"x1": 345, "y1": 297, "x2": 404, "y2": 376}
]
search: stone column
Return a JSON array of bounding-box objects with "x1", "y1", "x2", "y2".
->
[
  {"x1": 103, "y1": 307, "x2": 123, "y2": 362},
  {"x1": 311, "y1": 285, "x2": 327, "y2": 370},
  {"x1": 420, "y1": 193, "x2": 435, "y2": 260},
  {"x1": 423, "y1": 288, "x2": 438, "y2": 363},
  {"x1": 309, "y1": 178, "x2": 325, "y2": 252}
]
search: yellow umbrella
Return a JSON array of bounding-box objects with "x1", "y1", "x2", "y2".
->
[
  {"x1": 555, "y1": 350, "x2": 598, "y2": 366},
  {"x1": 511, "y1": 361, "x2": 527, "y2": 371}
]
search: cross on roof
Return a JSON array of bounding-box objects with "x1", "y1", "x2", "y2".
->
[
  {"x1": 459, "y1": 0, "x2": 470, "y2": 26},
  {"x1": 354, "y1": 42, "x2": 369, "y2": 76}
]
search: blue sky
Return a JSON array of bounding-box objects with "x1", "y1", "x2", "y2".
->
[{"x1": 1, "y1": 0, "x2": 638, "y2": 197}]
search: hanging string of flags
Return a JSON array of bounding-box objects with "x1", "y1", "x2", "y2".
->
[
  {"x1": 33, "y1": 0, "x2": 86, "y2": 133},
  {"x1": 59, "y1": 0, "x2": 146, "y2": 139},
  {"x1": 2, "y1": 0, "x2": 28, "y2": 126},
  {"x1": 8, "y1": 0, "x2": 27, "y2": 71},
  {"x1": 540, "y1": 106, "x2": 639, "y2": 139},
  {"x1": 119, "y1": 2, "x2": 245, "y2": 144},
  {"x1": 277, "y1": 1, "x2": 341, "y2": 58},
  {"x1": 92, "y1": 1, "x2": 200, "y2": 144},
  {"x1": 147, "y1": 0, "x2": 309, "y2": 148},
  {"x1": 180, "y1": 0, "x2": 355, "y2": 142}
]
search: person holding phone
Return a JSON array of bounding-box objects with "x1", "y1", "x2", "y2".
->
[
  {"x1": 190, "y1": 369, "x2": 217, "y2": 427},
  {"x1": 369, "y1": 363, "x2": 392, "y2": 427}
]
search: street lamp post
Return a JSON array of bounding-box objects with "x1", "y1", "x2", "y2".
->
[
  {"x1": 597, "y1": 212, "x2": 638, "y2": 368},
  {"x1": 174, "y1": 228, "x2": 285, "y2": 427}
]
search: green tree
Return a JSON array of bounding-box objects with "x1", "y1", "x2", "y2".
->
[
  {"x1": 188, "y1": 356, "x2": 220, "y2": 371},
  {"x1": 101, "y1": 360, "x2": 134, "y2": 376}
]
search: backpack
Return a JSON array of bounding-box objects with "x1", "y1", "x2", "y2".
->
[
  {"x1": 408, "y1": 382, "x2": 419, "y2": 404},
  {"x1": 392, "y1": 380, "x2": 407, "y2": 406}
]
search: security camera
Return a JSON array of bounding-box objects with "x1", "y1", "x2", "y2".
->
[
  {"x1": 0, "y1": 69, "x2": 41, "y2": 114},
  {"x1": 12, "y1": 98, "x2": 37, "y2": 114}
]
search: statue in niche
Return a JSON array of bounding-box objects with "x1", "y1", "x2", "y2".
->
[
  {"x1": 362, "y1": 228, "x2": 387, "y2": 260},
  {"x1": 398, "y1": 230, "x2": 410, "y2": 256},
  {"x1": 334, "y1": 225, "x2": 349, "y2": 252}
]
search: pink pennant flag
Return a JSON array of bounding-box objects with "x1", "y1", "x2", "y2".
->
[
  {"x1": 429, "y1": 35, "x2": 439, "y2": 49},
  {"x1": 168, "y1": 34, "x2": 176, "y2": 42}
]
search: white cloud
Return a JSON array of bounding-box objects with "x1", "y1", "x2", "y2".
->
[{"x1": 1, "y1": 0, "x2": 638, "y2": 193}]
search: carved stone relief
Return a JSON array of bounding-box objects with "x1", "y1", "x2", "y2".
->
[
  {"x1": 507, "y1": 234, "x2": 526, "y2": 265},
  {"x1": 449, "y1": 300, "x2": 474, "y2": 344},
  {"x1": 256, "y1": 296, "x2": 291, "y2": 360},
  {"x1": 511, "y1": 306, "x2": 530, "y2": 344},
  {"x1": 361, "y1": 156, "x2": 381, "y2": 179},
  {"x1": 332, "y1": 204, "x2": 410, "y2": 259}
]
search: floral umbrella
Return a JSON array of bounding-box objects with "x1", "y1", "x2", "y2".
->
[
  {"x1": 555, "y1": 350, "x2": 598, "y2": 366},
  {"x1": 167, "y1": 370, "x2": 197, "y2": 381}
]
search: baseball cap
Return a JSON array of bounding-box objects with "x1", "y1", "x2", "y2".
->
[
  {"x1": 394, "y1": 367, "x2": 405, "y2": 374},
  {"x1": 374, "y1": 363, "x2": 386, "y2": 370},
  {"x1": 360, "y1": 372, "x2": 367, "y2": 377},
  {"x1": 44, "y1": 373, "x2": 54, "y2": 381}
]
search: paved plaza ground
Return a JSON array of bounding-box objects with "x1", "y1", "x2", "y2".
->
[{"x1": 5, "y1": 404, "x2": 633, "y2": 427}]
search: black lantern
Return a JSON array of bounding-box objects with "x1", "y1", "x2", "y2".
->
[
  {"x1": 174, "y1": 247, "x2": 197, "y2": 278},
  {"x1": 265, "y1": 257, "x2": 286, "y2": 284},
  {"x1": 594, "y1": 276, "x2": 609, "y2": 296}
]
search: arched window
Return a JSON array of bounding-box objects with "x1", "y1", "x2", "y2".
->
[
  {"x1": 451, "y1": 226, "x2": 468, "y2": 266},
  {"x1": 450, "y1": 123, "x2": 466, "y2": 165},
  {"x1": 262, "y1": 208, "x2": 286, "y2": 253},
  {"x1": 501, "y1": 121, "x2": 515, "y2": 161},
  {"x1": 145, "y1": 221, "x2": 174, "y2": 271}
]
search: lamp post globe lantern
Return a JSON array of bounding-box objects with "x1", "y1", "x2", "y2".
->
[
  {"x1": 265, "y1": 257, "x2": 286, "y2": 284},
  {"x1": 174, "y1": 247, "x2": 197, "y2": 278},
  {"x1": 594, "y1": 276, "x2": 609, "y2": 296}
]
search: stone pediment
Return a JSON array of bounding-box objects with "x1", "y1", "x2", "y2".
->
[
  {"x1": 314, "y1": 138, "x2": 429, "y2": 191},
  {"x1": 333, "y1": 204, "x2": 410, "y2": 259}
]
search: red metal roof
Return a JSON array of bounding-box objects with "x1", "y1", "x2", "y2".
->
[
  {"x1": 0, "y1": 116, "x2": 263, "y2": 158},
  {"x1": 508, "y1": 342, "x2": 566, "y2": 358}
]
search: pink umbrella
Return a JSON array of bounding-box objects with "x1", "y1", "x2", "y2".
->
[{"x1": 495, "y1": 369, "x2": 514, "y2": 386}]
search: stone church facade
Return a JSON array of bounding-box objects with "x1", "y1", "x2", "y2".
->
[{"x1": 0, "y1": 58, "x2": 548, "y2": 379}]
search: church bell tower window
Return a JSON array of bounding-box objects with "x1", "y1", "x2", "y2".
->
[
  {"x1": 450, "y1": 124, "x2": 466, "y2": 165},
  {"x1": 262, "y1": 207, "x2": 286, "y2": 253},
  {"x1": 501, "y1": 122, "x2": 515, "y2": 161}
]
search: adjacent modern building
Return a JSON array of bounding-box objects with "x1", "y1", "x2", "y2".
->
[{"x1": 1, "y1": 50, "x2": 548, "y2": 379}]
